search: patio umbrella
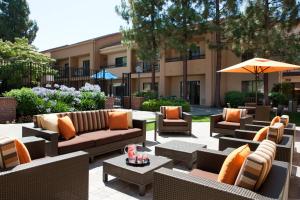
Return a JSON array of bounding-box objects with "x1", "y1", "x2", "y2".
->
[
  {"x1": 218, "y1": 58, "x2": 300, "y2": 104},
  {"x1": 91, "y1": 70, "x2": 118, "y2": 95}
]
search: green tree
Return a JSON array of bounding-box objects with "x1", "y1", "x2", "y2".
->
[
  {"x1": 0, "y1": 38, "x2": 55, "y2": 87},
  {"x1": 0, "y1": 0, "x2": 38, "y2": 43},
  {"x1": 199, "y1": 0, "x2": 244, "y2": 107},
  {"x1": 164, "y1": 0, "x2": 204, "y2": 100},
  {"x1": 226, "y1": 0, "x2": 300, "y2": 103},
  {"x1": 116, "y1": 0, "x2": 165, "y2": 93}
]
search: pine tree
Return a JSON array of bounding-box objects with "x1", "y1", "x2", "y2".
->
[
  {"x1": 225, "y1": 0, "x2": 300, "y2": 103},
  {"x1": 200, "y1": 0, "x2": 244, "y2": 107},
  {"x1": 164, "y1": 0, "x2": 204, "y2": 100},
  {"x1": 116, "y1": 0, "x2": 165, "y2": 93},
  {"x1": 0, "y1": 0, "x2": 38, "y2": 43}
]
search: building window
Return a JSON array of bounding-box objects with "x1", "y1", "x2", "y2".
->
[
  {"x1": 189, "y1": 46, "x2": 204, "y2": 60},
  {"x1": 143, "y1": 82, "x2": 158, "y2": 91},
  {"x1": 82, "y1": 60, "x2": 90, "y2": 76},
  {"x1": 241, "y1": 80, "x2": 264, "y2": 93},
  {"x1": 64, "y1": 63, "x2": 69, "y2": 77},
  {"x1": 115, "y1": 57, "x2": 127, "y2": 67}
]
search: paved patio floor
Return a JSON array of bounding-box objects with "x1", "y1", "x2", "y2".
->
[{"x1": 0, "y1": 120, "x2": 299, "y2": 200}]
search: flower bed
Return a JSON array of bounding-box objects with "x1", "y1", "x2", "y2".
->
[{"x1": 4, "y1": 83, "x2": 106, "y2": 122}]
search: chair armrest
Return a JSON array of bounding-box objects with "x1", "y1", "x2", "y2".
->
[
  {"x1": 219, "y1": 137, "x2": 259, "y2": 152},
  {"x1": 196, "y1": 148, "x2": 228, "y2": 173},
  {"x1": 132, "y1": 119, "x2": 146, "y2": 141},
  {"x1": 0, "y1": 151, "x2": 89, "y2": 200},
  {"x1": 234, "y1": 129, "x2": 257, "y2": 140},
  {"x1": 22, "y1": 126, "x2": 59, "y2": 156},
  {"x1": 252, "y1": 120, "x2": 270, "y2": 126},
  {"x1": 182, "y1": 112, "x2": 192, "y2": 122},
  {"x1": 244, "y1": 124, "x2": 264, "y2": 131},
  {"x1": 240, "y1": 115, "x2": 253, "y2": 129},
  {"x1": 210, "y1": 114, "x2": 223, "y2": 124},
  {"x1": 153, "y1": 167, "x2": 258, "y2": 200},
  {"x1": 156, "y1": 112, "x2": 164, "y2": 130}
]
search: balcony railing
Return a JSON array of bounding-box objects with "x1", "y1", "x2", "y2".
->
[
  {"x1": 165, "y1": 54, "x2": 205, "y2": 62},
  {"x1": 55, "y1": 67, "x2": 97, "y2": 78},
  {"x1": 282, "y1": 70, "x2": 300, "y2": 77},
  {"x1": 100, "y1": 63, "x2": 127, "y2": 69},
  {"x1": 135, "y1": 61, "x2": 160, "y2": 73}
]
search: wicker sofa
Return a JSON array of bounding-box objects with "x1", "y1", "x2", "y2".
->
[
  {"x1": 153, "y1": 148, "x2": 290, "y2": 200},
  {"x1": 210, "y1": 108, "x2": 253, "y2": 137},
  {"x1": 156, "y1": 106, "x2": 192, "y2": 135},
  {"x1": 219, "y1": 129, "x2": 294, "y2": 163},
  {"x1": 0, "y1": 137, "x2": 89, "y2": 200},
  {"x1": 22, "y1": 109, "x2": 146, "y2": 160}
]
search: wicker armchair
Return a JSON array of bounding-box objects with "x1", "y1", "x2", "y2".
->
[
  {"x1": 219, "y1": 129, "x2": 293, "y2": 163},
  {"x1": 0, "y1": 138, "x2": 89, "y2": 200},
  {"x1": 156, "y1": 106, "x2": 192, "y2": 135},
  {"x1": 210, "y1": 108, "x2": 253, "y2": 137},
  {"x1": 153, "y1": 148, "x2": 290, "y2": 200}
]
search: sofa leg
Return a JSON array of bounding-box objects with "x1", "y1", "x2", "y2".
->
[
  {"x1": 89, "y1": 156, "x2": 94, "y2": 163},
  {"x1": 142, "y1": 142, "x2": 146, "y2": 147}
]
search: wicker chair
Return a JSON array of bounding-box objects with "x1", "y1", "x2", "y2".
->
[
  {"x1": 210, "y1": 108, "x2": 253, "y2": 137},
  {"x1": 219, "y1": 129, "x2": 293, "y2": 163},
  {"x1": 153, "y1": 148, "x2": 290, "y2": 200},
  {"x1": 0, "y1": 138, "x2": 89, "y2": 200},
  {"x1": 156, "y1": 106, "x2": 192, "y2": 135}
]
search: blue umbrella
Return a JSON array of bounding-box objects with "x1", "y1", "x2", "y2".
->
[{"x1": 91, "y1": 70, "x2": 118, "y2": 80}]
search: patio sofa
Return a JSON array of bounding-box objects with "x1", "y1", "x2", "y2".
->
[
  {"x1": 219, "y1": 129, "x2": 294, "y2": 163},
  {"x1": 153, "y1": 147, "x2": 290, "y2": 200},
  {"x1": 0, "y1": 137, "x2": 89, "y2": 200},
  {"x1": 22, "y1": 109, "x2": 146, "y2": 160},
  {"x1": 210, "y1": 108, "x2": 253, "y2": 137}
]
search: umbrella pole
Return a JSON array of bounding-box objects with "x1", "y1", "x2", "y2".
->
[{"x1": 255, "y1": 73, "x2": 258, "y2": 104}]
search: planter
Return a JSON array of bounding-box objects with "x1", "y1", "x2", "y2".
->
[
  {"x1": 0, "y1": 97, "x2": 17, "y2": 123},
  {"x1": 131, "y1": 96, "x2": 145, "y2": 110},
  {"x1": 105, "y1": 97, "x2": 115, "y2": 109}
]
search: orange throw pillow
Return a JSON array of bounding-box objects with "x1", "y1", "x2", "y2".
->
[
  {"x1": 226, "y1": 109, "x2": 241, "y2": 123},
  {"x1": 270, "y1": 116, "x2": 280, "y2": 126},
  {"x1": 218, "y1": 144, "x2": 251, "y2": 185},
  {"x1": 58, "y1": 116, "x2": 76, "y2": 140},
  {"x1": 253, "y1": 126, "x2": 269, "y2": 142},
  {"x1": 14, "y1": 139, "x2": 31, "y2": 164},
  {"x1": 166, "y1": 107, "x2": 180, "y2": 119},
  {"x1": 109, "y1": 112, "x2": 128, "y2": 130}
]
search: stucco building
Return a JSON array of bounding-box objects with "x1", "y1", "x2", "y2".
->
[{"x1": 42, "y1": 32, "x2": 281, "y2": 106}]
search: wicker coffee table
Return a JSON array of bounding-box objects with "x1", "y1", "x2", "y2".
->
[
  {"x1": 155, "y1": 140, "x2": 206, "y2": 169},
  {"x1": 103, "y1": 154, "x2": 172, "y2": 196}
]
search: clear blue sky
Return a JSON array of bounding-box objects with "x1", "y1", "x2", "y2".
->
[{"x1": 27, "y1": 0, "x2": 126, "y2": 51}]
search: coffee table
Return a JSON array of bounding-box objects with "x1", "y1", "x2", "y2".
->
[
  {"x1": 155, "y1": 140, "x2": 206, "y2": 169},
  {"x1": 103, "y1": 154, "x2": 172, "y2": 196}
]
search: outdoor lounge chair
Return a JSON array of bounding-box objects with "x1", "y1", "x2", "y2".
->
[
  {"x1": 156, "y1": 106, "x2": 192, "y2": 135},
  {"x1": 0, "y1": 138, "x2": 89, "y2": 200},
  {"x1": 219, "y1": 129, "x2": 293, "y2": 163},
  {"x1": 153, "y1": 147, "x2": 290, "y2": 200},
  {"x1": 210, "y1": 108, "x2": 253, "y2": 137}
]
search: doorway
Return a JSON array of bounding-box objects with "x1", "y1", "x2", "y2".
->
[{"x1": 180, "y1": 81, "x2": 200, "y2": 105}]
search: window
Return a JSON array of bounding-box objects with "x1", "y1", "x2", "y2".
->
[
  {"x1": 64, "y1": 63, "x2": 69, "y2": 77},
  {"x1": 189, "y1": 46, "x2": 204, "y2": 60},
  {"x1": 115, "y1": 57, "x2": 127, "y2": 67},
  {"x1": 143, "y1": 82, "x2": 158, "y2": 91},
  {"x1": 82, "y1": 60, "x2": 90, "y2": 76},
  {"x1": 241, "y1": 80, "x2": 264, "y2": 93}
]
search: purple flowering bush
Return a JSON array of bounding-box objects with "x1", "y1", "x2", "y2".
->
[{"x1": 4, "y1": 83, "x2": 106, "y2": 121}]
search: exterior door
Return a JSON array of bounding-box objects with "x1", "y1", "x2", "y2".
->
[{"x1": 180, "y1": 81, "x2": 200, "y2": 105}]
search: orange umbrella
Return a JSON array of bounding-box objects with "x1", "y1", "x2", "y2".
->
[{"x1": 219, "y1": 58, "x2": 300, "y2": 103}]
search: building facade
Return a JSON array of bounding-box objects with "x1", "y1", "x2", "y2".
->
[{"x1": 42, "y1": 32, "x2": 280, "y2": 106}]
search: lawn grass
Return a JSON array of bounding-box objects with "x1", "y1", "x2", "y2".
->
[{"x1": 145, "y1": 115, "x2": 210, "y2": 131}]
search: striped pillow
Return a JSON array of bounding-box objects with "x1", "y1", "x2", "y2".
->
[
  {"x1": 0, "y1": 136, "x2": 20, "y2": 169},
  {"x1": 280, "y1": 115, "x2": 289, "y2": 127},
  {"x1": 235, "y1": 140, "x2": 276, "y2": 191},
  {"x1": 267, "y1": 122, "x2": 284, "y2": 143}
]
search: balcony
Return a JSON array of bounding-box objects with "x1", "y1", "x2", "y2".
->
[
  {"x1": 135, "y1": 61, "x2": 160, "y2": 73},
  {"x1": 165, "y1": 54, "x2": 205, "y2": 62},
  {"x1": 282, "y1": 70, "x2": 300, "y2": 77},
  {"x1": 101, "y1": 63, "x2": 127, "y2": 69},
  {"x1": 55, "y1": 66, "x2": 97, "y2": 79}
]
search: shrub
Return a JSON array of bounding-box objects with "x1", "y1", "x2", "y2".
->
[
  {"x1": 269, "y1": 92, "x2": 288, "y2": 106},
  {"x1": 134, "y1": 91, "x2": 158, "y2": 100},
  {"x1": 224, "y1": 91, "x2": 245, "y2": 108},
  {"x1": 4, "y1": 88, "x2": 45, "y2": 116},
  {"x1": 141, "y1": 98, "x2": 190, "y2": 112}
]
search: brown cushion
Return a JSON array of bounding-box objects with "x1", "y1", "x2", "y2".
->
[
  {"x1": 80, "y1": 128, "x2": 142, "y2": 146},
  {"x1": 189, "y1": 169, "x2": 218, "y2": 181},
  {"x1": 58, "y1": 136, "x2": 95, "y2": 154},
  {"x1": 163, "y1": 119, "x2": 188, "y2": 126},
  {"x1": 216, "y1": 121, "x2": 240, "y2": 130}
]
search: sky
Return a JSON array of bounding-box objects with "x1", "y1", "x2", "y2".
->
[{"x1": 27, "y1": 0, "x2": 127, "y2": 51}]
